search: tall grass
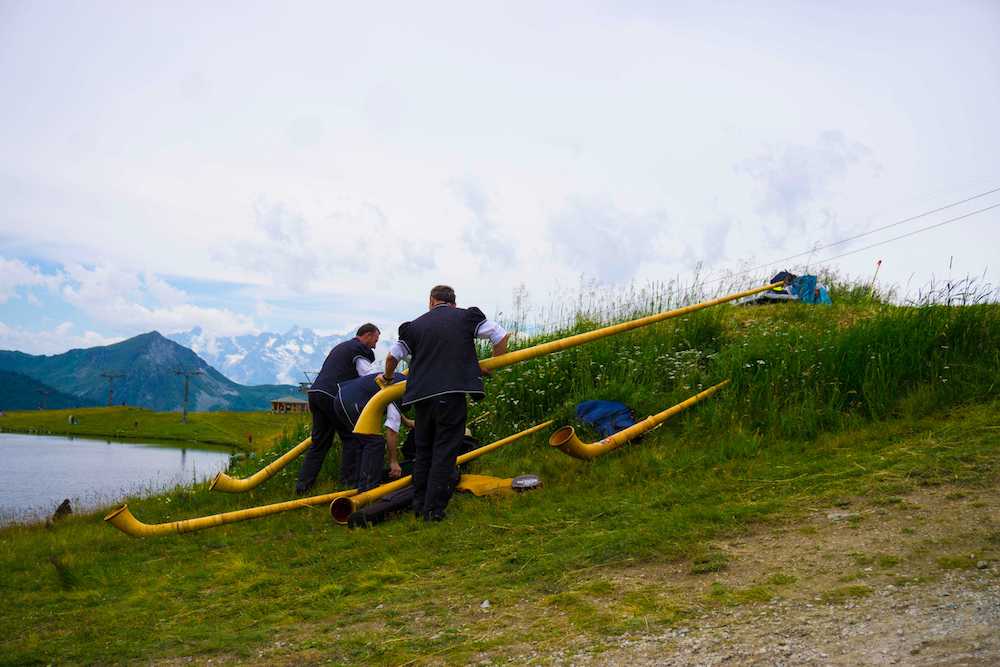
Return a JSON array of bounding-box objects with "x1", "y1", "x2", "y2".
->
[{"x1": 472, "y1": 279, "x2": 1000, "y2": 451}]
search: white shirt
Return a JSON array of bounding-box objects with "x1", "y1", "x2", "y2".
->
[
  {"x1": 355, "y1": 356, "x2": 375, "y2": 376},
  {"x1": 385, "y1": 403, "x2": 401, "y2": 433},
  {"x1": 356, "y1": 359, "x2": 399, "y2": 432}
]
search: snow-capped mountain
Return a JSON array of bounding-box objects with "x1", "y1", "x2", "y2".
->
[
  {"x1": 1, "y1": 331, "x2": 295, "y2": 411},
  {"x1": 167, "y1": 326, "x2": 391, "y2": 385}
]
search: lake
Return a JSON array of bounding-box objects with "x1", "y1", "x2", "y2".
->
[{"x1": 0, "y1": 432, "x2": 232, "y2": 525}]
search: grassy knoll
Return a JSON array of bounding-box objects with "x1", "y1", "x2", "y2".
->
[
  {"x1": 0, "y1": 292, "x2": 997, "y2": 665},
  {"x1": 0, "y1": 406, "x2": 308, "y2": 452}
]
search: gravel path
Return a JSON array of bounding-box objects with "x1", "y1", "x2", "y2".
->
[
  {"x1": 563, "y1": 571, "x2": 999, "y2": 665},
  {"x1": 539, "y1": 484, "x2": 1000, "y2": 666}
]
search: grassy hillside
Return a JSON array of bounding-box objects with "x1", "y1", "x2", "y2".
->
[
  {"x1": 469, "y1": 301, "x2": 999, "y2": 449},
  {"x1": 0, "y1": 370, "x2": 96, "y2": 411},
  {"x1": 0, "y1": 406, "x2": 308, "y2": 451},
  {"x1": 0, "y1": 287, "x2": 997, "y2": 665}
]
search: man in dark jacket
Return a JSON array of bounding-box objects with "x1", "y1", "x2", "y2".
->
[
  {"x1": 334, "y1": 371, "x2": 409, "y2": 490},
  {"x1": 296, "y1": 323, "x2": 380, "y2": 493},
  {"x1": 381, "y1": 285, "x2": 508, "y2": 521}
]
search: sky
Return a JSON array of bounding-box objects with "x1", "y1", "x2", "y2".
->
[{"x1": 2, "y1": 1, "x2": 999, "y2": 354}]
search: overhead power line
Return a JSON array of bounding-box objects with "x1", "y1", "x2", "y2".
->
[
  {"x1": 703, "y1": 185, "x2": 1000, "y2": 285},
  {"x1": 810, "y1": 202, "x2": 1000, "y2": 267}
]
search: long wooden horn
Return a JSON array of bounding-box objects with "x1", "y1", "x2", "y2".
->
[
  {"x1": 549, "y1": 381, "x2": 729, "y2": 460},
  {"x1": 330, "y1": 420, "x2": 553, "y2": 524},
  {"x1": 353, "y1": 282, "x2": 781, "y2": 434}
]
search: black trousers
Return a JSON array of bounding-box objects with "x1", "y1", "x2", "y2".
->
[
  {"x1": 412, "y1": 393, "x2": 467, "y2": 517},
  {"x1": 298, "y1": 392, "x2": 365, "y2": 493},
  {"x1": 355, "y1": 434, "x2": 386, "y2": 492}
]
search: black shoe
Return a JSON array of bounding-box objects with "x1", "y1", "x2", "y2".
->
[
  {"x1": 347, "y1": 511, "x2": 373, "y2": 529},
  {"x1": 295, "y1": 484, "x2": 312, "y2": 495},
  {"x1": 424, "y1": 510, "x2": 446, "y2": 522}
]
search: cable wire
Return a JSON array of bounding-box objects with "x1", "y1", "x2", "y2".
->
[
  {"x1": 810, "y1": 202, "x2": 1000, "y2": 267},
  {"x1": 702, "y1": 185, "x2": 1000, "y2": 285}
]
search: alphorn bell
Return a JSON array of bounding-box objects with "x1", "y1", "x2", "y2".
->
[{"x1": 549, "y1": 381, "x2": 729, "y2": 460}]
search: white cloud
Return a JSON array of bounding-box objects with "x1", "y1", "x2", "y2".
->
[
  {"x1": 0, "y1": 257, "x2": 62, "y2": 303},
  {"x1": 453, "y1": 178, "x2": 517, "y2": 266},
  {"x1": 213, "y1": 197, "x2": 376, "y2": 293},
  {"x1": 738, "y1": 131, "x2": 875, "y2": 236},
  {"x1": 143, "y1": 272, "x2": 187, "y2": 307},
  {"x1": 254, "y1": 300, "x2": 273, "y2": 318},
  {"x1": 58, "y1": 263, "x2": 258, "y2": 338},
  {"x1": 548, "y1": 198, "x2": 671, "y2": 284},
  {"x1": 0, "y1": 320, "x2": 122, "y2": 355},
  {"x1": 0, "y1": 2, "x2": 998, "y2": 340},
  {"x1": 61, "y1": 263, "x2": 142, "y2": 304}
]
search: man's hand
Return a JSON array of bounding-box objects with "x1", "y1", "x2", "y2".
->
[
  {"x1": 388, "y1": 461, "x2": 402, "y2": 479},
  {"x1": 377, "y1": 372, "x2": 393, "y2": 388},
  {"x1": 482, "y1": 332, "x2": 509, "y2": 378}
]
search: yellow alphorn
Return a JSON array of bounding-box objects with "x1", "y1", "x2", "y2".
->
[
  {"x1": 104, "y1": 487, "x2": 357, "y2": 537},
  {"x1": 212, "y1": 372, "x2": 416, "y2": 492},
  {"x1": 353, "y1": 282, "x2": 782, "y2": 434},
  {"x1": 549, "y1": 380, "x2": 729, "y2": 460},
  {"x1": 210, "y1": 436, "x2": 313, "y2": 493},
  {"x1": 330, "y1": 419, "x2": 554, "y2": 524}
]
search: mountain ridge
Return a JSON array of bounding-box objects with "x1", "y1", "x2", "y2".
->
[
  {"x1": 0, "y1": 332, "x2": 295, "y2": 412},
  {"x1": 167, "y1": 326, "x2": 392, "y2": 385}
]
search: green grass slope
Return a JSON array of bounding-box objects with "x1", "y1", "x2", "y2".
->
[
  {"x1": 0, "y1": 291, "x2": 997, "y2": 665},
  {"x1": 0, "y1": 406, "x2": 308, "y2": 451}
]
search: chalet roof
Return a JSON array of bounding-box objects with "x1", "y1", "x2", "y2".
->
[{"x1": 272, "y1": 395, "x2": 308, "y2": 404}]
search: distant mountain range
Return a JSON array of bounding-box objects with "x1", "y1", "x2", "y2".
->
[
  {"x1": 167, "y1": 326, "x2": 392, "y2": 385},
  {"x1": 0, "y1": 332, "x2": 297, "y2": 412}
]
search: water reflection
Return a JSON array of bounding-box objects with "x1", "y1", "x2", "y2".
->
[{"x1": 0, "y1": 433, "x2": 232, "y2": 525}]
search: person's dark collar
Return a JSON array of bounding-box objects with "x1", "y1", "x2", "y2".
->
[{"x1": 431, "y1": 302, "x2": 452, "y2": 309}]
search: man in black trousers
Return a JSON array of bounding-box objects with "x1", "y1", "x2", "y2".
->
[
  {"x1": 381, "y1": 285, "x2": 509, "y2": 521},
  {"x1": 334, "y1": 371, "x2": 409, "y2": 489},
  {"x1": 296, "y1": 323, "x2": 380, "y2": 494}
]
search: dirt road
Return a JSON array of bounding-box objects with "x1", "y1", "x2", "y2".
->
[{"x1": 549, "y1": 484, "x2": 999, "y2": 665}]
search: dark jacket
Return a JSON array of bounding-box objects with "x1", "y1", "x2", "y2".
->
[
  {"x1": 335, "y1": 372, "x2": 406, "y2": 427},
  {"x1": 398, "y1": 304, "x2": 487, "y2": 406},
  {"x1": 310, "y1": 338, "x2": 375, "y2": 395}
]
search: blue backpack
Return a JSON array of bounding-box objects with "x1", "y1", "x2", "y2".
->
[
  {"x1": 790, "y1": 274, "x2": 833, "y2": 305},
  {"x1": 575, "y1": 400, "x2": 637, "y2": 439}
]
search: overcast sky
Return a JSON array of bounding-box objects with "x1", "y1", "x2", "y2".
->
[{"x1": 2, "y1": 1, "x2": 998, "y2": 354}]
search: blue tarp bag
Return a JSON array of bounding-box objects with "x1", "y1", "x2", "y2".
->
[
  {"x1": 792, "y1": 275, "x2": 818, "y2": 303},
  {"x1": 790, "y1": 274, "x2": 831, "y2": 304},
  {"x1": 575, "y1": 400, "x2": 637, "y2": 439}
]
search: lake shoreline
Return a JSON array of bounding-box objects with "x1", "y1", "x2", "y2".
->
[
  {"x1": 0, "y1": 425, "x2": 246, "y2": 450},
  {"x1": 0, "y1": 432, "x2": 234, "y2": 527},
  {"x1": 0, "y1": 406, "x2": 308, "y2": 454}
]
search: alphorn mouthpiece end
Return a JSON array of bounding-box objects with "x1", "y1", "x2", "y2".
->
[{"x1": 330, "y1": 496, "x2": 357, "y2": 524}]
